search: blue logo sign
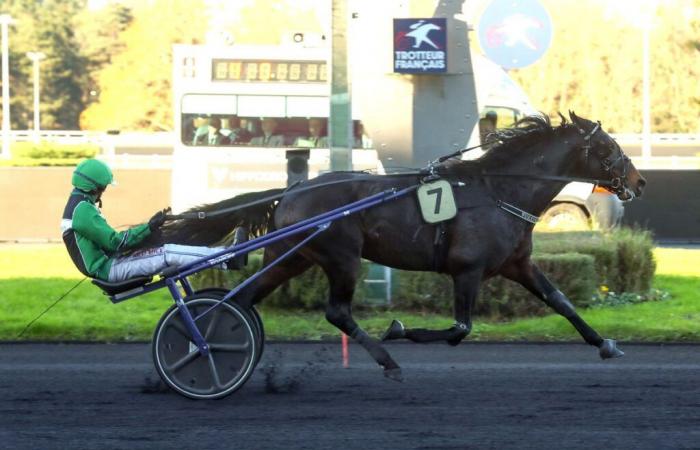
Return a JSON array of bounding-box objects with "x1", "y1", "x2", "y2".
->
[
  {"x1": 478, "y1": 0, "x2": 552, "y2": 69},
  {"x1": 393, "y1": 18, "x2": 447, "y2": 74}
]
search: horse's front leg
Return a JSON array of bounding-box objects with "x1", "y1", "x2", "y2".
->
[
  {"x1": 319, "y1": 254, "x2": 403, "y2": 381},
  {"x1": 503, "y1": 258, "x2": 623, "y2": 359},
  {"x1": 382, "y1": 269, "x2": 482, "y2": 346}
]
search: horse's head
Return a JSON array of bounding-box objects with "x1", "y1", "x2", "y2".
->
[{"x1": 568, "y1": 111, "x2": 646, "y2": 201}]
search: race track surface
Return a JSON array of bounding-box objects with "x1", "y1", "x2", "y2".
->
[{"x1": 1, "y1": 342, "x2": 699, "y2": 450}]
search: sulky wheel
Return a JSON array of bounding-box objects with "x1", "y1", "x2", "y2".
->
[
  {"x1": 152, "y1": 294, "x2": 258, "y2": 400},
  {"x1": 193, "y1": 288, "x2": 265, "y2": 365}
]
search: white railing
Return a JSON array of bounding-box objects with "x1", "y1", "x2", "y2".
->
[
  {"x1": 10, "y1": 129, "x2": 104, "y2": 144},
  {"x1": 9, "y1": 130, "x2": 699, "y2": 145},
  {"x1": 631, "y1": 156, "x2": 700, "y2": 170},
  {"x1": 611, "y1": 133, "x2": 700, "y2": 145},
  {"x1": 8, "y1": 130, "x2": 174, "y2": 156}
]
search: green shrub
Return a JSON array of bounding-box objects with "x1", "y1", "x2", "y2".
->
[
  {"x1": 533, "y1": 228, "x2": 655, "y2": 294},
  {"x1": 190, "y1": 252, "x2": 367, "y2": 311},
  {"x1": 1, "y1": 142, "x2": 99, "y2": 166},
  {"x1": 390, "y1": 252, "x2": 597, "y2": 318},
  {"x1": 391, "y1": 271, "x2": 452, "y2": 313},
  {"x1": 612, "y1": 228, "x2": 656, "y2": 293},
  {"x1": 534, "y1": 231, "x2": 618, "y2": 287}
]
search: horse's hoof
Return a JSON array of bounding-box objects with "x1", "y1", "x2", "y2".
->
[
  {"x1": 384, "y1": 367, "x2": 404, "y2": 382},
  {"x1": 381, "y1": 319, "x2": 405, "y2": 341},
  {"x1": 599, "y1": 339, "x2": 625, "y2": 360}
]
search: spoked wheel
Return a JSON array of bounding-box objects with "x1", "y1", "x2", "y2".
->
[
  {"x1": 193, "y1": 288, "x2": 265, "y2": 364},
  {"x1": 152, "y1": 294, "x2": 258, "y2": 400}
]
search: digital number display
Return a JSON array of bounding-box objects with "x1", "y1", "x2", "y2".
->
[{"x1": 212, "y1": 60, "x2": 327, "y2": 83}]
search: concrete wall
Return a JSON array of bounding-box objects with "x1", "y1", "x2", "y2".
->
[{"x1": 0, "y1": 167, "x2": 171, "y2": 241}]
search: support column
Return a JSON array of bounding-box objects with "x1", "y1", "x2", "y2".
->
[{"x1": 329, "y1": 0, "x2": 352, "y2": 171}]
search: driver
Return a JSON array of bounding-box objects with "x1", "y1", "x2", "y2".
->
[{"x1": 61, "y1": 159, "x2": 241, "y2": 283}]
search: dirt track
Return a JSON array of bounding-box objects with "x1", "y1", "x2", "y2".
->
[{"x1": 1, "y1": 342, "x2": 699, "y2": 449}]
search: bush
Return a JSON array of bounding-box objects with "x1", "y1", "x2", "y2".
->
[
  {"x1": 390, "y1": 252, "x2": 597, "y2": 318},
  {"x1": 391, "y1": 271, "x2": 452, "y2": 313},
  {"x1": 190, "y1": 252, "x2": 367, "y2": 311},
  {"x1": 0, "y1": 142, "x2": 99, "y2": 167},
  {"x1": 612, "y1": 228, "x2": 656, "y2": 294},
  {"x1": 534, "y1": 231, "x2": 618, "y2": 288},
  {"x1": 533, "y1": 229, "x2": 655, "y2": 295}
]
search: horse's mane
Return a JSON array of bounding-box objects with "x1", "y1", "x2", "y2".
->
[{"x1": 456, "y1": 114, "x2": 573, "y2": 170}]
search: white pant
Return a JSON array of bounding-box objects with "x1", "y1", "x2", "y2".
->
[{"x1": 108, "y1": 244, "x2": 225, "y2": 282}]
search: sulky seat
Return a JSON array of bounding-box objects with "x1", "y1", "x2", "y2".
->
[{"x1": 92, "y1": 276, "x2": 153, "y2": 297}]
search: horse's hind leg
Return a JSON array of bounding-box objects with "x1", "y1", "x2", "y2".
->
[
  {"x1": 503, "y1": 259, "x2": 623, "y2": 359},
  {"x1": 318, "y1": 253, "x2": 403, "y2": 381},
  {"x1": 383, "y1": 268, "x2": 482, "y2": 346}
]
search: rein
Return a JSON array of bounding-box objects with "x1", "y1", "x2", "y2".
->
[{"x1": 166, "y1": 175, "x2": 394, "y2": 220}]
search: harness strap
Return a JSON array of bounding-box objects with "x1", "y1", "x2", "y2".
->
[
  {"x1": 432, "y1": 222, "x2": 448, "y2": 272},
  {"x1": 496, "y1": 200, "x2": 539, "y2": 224},
  {"x1": 479, "y1": 172, "x2": 614, "y2": 187},
  {"x1": 449, "y1": 181, "x2": 540, "y2": 225}
]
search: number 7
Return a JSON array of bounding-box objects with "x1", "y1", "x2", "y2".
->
[{"x1": 427, "y1": 187, "x2": 442, "y2": 214}]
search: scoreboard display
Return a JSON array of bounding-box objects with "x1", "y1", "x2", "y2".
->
[{"x1": 212, "y1": 59, "x2": 327, "y2": 83}]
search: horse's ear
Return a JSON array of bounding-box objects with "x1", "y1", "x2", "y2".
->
[
  {"x1": 557, "y1": 112, "x2": 567, "y2": 125},
  {"x1": 569, "y1": 110, "x2": 585, "y2": 130}
]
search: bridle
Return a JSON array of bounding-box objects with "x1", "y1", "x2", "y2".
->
[{"x1": 576, "y1": 121, "x2": 631, "y2": 195}]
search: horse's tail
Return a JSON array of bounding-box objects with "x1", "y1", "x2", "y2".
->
[{"x1": 150, "y1": 188, "x2": 284, "y2": 247}]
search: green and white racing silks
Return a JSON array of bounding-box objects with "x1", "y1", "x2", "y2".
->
[{"x1": 61, "y1": 190, "x2": 151, "y2": 280}]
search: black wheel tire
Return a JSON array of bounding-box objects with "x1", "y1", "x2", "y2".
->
[
  {"x1": 538, "y1": 203, "x2": 590, "y2": 231},
  {"x1": 193, "y1": 288, "x2": 265, "y2": 365},
  {"x1": 152, "y1": 295, "x2": 258, "y2": 400}
]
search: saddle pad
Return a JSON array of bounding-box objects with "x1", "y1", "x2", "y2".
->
[{"x1": 417, "y1": 179, "x2": 457, "y2": 223}]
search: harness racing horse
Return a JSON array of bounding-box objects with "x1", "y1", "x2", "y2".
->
[{"x1": 150, "y1": 112, "x2": 646, "y2": 381}]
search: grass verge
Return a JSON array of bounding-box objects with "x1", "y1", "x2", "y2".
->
[{"x1": 0, "y1": 245, "x2": 698, "y2": 341}]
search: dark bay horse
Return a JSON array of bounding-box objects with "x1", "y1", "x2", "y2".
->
[{"x1": 152, "y1": 112, "x2": 646, "y2": 381}]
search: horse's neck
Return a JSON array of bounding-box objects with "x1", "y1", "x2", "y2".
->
[{"x1": 490, "y1": 135, "x2": 579, "y2": 215}]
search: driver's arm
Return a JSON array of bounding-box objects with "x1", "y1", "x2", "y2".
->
[{"x1": 72, "y1": 201, "x2": 151, "y2": 252}]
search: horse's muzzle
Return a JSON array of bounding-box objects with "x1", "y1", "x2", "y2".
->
[{"x1": 633, "y1": 177, "x2": 646, "y2": 197}]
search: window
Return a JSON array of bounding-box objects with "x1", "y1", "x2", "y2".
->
[{"x1": 181, "y1": 114, "x2": 372, "y2": 150}]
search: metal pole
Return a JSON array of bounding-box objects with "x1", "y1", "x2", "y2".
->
[
  {"x1": 641, "y1": 3, "x2": 655, "y2": 159},
  {"x1": 329, "y1": 0, "x2": 352, "y2": 171},
  {"x1": 641, "y1": 22, "x2": 651, "y2": 158},
  {"x1": 26, "y1": 52, "x2": 45, "y2": 140},
  {"x1": 0, "y1": 14, "x2": 15, "y2": 160}
]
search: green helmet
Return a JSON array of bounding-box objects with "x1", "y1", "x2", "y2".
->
[{"x1": 72, "y1": 159, "x2": 115, "y2": 192}]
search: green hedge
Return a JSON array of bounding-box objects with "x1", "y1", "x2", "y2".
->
[
  {"x1": 391, "y1": 252, "x2": 597, "y2": 318},
  {"x1": 190, "y1": 254, "x2": 366, "y2": 311},
  {"x1": 191, "y1": 228, "x2": 656, "y2": 319},
  {"x1": 0, "y1": 142, "x2": 99, "y2": 167},
  {"x1": 533, "y1": 229, "x2": 656, "y2": 294}
]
